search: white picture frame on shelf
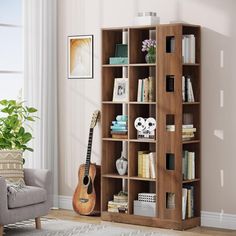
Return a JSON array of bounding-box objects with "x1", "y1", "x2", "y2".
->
[{"x1": 112, "y1": 78, "x2": 129, "y2": 102}]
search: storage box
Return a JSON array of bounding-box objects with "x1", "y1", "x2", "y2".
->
[
  {"x1": 134, "y1": 12, "x2": 160, "y2": 26},
  {"x1": 109, "y1": 44, "x2": 128, "y2": 65},
  {"x1": 133, "y1": 200, "x2": 156, "y2": 217}
]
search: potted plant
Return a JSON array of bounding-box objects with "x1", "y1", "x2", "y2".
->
[
  {"x1": 142, "y1": 39, "x2": 156, "y2": 63},
  {"x1": 0, "y1": 100, "x2": 37, "y2": 184}
]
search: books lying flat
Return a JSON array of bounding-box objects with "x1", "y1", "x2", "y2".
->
[
  {"x1": 166, "y1": 124, "x2": 196, "y2": 140},
  {"x1": 110, "y1": 116, "x2": 128, "y2": 138}
]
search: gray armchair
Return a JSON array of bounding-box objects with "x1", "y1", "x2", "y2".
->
[{"x1": 0, "y1": 168, "x2": 52, "y2": 236}]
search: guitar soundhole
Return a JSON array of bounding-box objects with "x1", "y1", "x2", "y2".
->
[{"x1": 83, "y1": 175, "x2": 90, "y2": 186}]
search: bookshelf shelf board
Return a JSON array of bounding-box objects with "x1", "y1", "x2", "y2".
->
[
  {"x1": 102, "y1": 101, "x2": 129, "y2": 104},
  {"x1": 130, "y1": 176, "x2": 156, "y2": 182},
  {"x1": 182, "y1": 140, "x2": 200, "y2": 144},
  {"x1": 129, "y1": 139, "x2": 156, "y2": 143},
  {"x1": 102, "y1": 64, "x2": 128, "y2": 67},
  {"x1": 183, "y1": 102, "x2": 200, "y2": 105},
  {"x1": 130, "y1": 63, "x2": 156, "y2": 67},
  {"x1": 183, "y1": 63, "x2": 200, "y2": 66},
  {"x1": 129, "y1": 102, "x2": 156, "y2": 105},
  {"x1": 102, "y1": 174, "x2": 128, "y2": 179},
  {"x1": 102, "y1": 138, "x2": 128, "y2": 142},
  {"x1": 182, "y1": 178, "x2": 200, "y2": 184}
]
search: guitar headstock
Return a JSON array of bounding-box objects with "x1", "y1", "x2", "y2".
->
[{"x1": 90, "y1": 110, "x2": 100, "y2": 128}]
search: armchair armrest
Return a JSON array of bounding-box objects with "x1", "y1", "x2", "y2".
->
[{"x1": 24, "y1": 168, "x2": 53, "y2": 207}]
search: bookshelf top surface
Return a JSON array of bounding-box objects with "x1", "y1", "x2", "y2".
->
[{"x1": 101, "y1": 23, "x2": 200, "y2": 31}]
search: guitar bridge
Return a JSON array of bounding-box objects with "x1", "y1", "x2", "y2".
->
[{"x1": 79, "y1": 198, "x2": 89, "y2": 203}]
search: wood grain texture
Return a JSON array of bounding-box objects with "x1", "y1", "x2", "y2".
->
[
  {"x1": 73, "y1": 164, "x2": 101, "y2": 215},
  {"x1": 101, "y1": 23, "x2": 201, "y2": 230}
]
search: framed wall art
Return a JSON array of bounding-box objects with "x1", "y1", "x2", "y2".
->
[{"x1": 68, "y1": 35, "x2": 93, "y2": 79}]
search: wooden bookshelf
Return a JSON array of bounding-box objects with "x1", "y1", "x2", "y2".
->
[{"x1": 101, "y1": 23, "x2": 201, "y2": 230}]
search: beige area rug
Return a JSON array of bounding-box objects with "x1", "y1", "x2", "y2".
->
[{"x1": 3, "y1": 218, "x2": 202, "y2": 236}]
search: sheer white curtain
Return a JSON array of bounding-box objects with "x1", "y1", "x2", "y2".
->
[{"x1": 24, "y1": 0, "x2": 58, "y2": 207}]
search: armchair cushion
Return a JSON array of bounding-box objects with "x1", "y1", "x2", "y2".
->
[{"x1": 8, "y1": 186, "x2": 47, "y2": 209}]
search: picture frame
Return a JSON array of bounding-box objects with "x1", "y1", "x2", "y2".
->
[
  {"x1": 68, "y1": 35, "x2": 93, "y2": 79},
  {"x1": 113, "y1": 78, "x2": 129, "y2": 102}
]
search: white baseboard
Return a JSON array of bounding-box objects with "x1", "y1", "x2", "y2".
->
[
  {"x1": 58, "y1": 195, "x2": 73, "y2": 210},
  {"x1": 57, "y1": 195, "x2": 236, "y2": 230},
  {"x1": 201, "y1": 211, "x2": 236, "y2": 230}
]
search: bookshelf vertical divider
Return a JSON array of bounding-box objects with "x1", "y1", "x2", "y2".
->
[{"x1": 101, "y1": 24, "x2": 201, "y2": 230}]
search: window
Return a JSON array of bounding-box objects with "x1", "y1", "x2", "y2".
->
[{"x1": 0, "y1": 0, "x2": 23, "y2": 100}]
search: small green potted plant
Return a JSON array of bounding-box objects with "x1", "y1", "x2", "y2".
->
[{"x1": 0, "y1": 100, "x2": 37, "y2": 184}]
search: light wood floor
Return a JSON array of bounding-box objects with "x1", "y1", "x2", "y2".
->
[{"x1": 48, "y1": 209, "x2": 236, "y2": 236}]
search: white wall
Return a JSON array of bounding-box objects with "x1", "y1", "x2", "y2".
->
[{"x1": 57, "y1": 0, "x2": 236, "y2": 216}]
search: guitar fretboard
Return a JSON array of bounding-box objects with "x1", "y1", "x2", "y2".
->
[{"x1": 85, "y1": 128, "x2": 94, "y2": 176}]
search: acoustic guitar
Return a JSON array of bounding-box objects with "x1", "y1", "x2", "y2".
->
[{"x1": 73, "y1": 110, "x2": 101, "y2": 215}]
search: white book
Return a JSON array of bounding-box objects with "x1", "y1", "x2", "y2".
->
[
  {"x1": 185, "y1": 36, "x2": 190, "y2": 63},
  {"x1": 149, "y1": 152, "x2": 156, "y2": 179},
  {"x1": 137, "y1": 79, "x2": 143, "y2": 102},
  {"x1": 187, "y1": 77, "x2": 192, "y2": 102},
  {"x1": 189, "y1": 35, "x2": 195, "y2": 63},
  {"x1": 182, "y1": 36, "x2": 185, "y2": 63},
  {"x1": 182, "y1": 188, "x2": 188, "y2": 220},
  {"x1": 182, "y1": 76, "x2": 185, "y2": 102}
]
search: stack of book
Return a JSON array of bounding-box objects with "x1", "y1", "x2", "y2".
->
[
  {"x1": 138, "y1": 151, "x2": 156, "y2": 179},
  {"x1": 182, "y1": 75, "x2": 195, "y2": 102},
  {"x1": 182, "y1": 124, "x2": 196, "y2": 140},
  {"x1": 182, "y1": 186, "x2": 194, "y2": 219},
  {"x1": 110, "y1": 115, "x2": 128, "y2": 139},
  {"x1": 166, "y1": 124, "x2": 196, "y2": 140},
  {"x1": 182, "y1": 34, "x2": 195, "y2": 63},
  {"x1": 182, "y1": 150, "x2": 195, "y2": 180},
  {"x1": 108, "y1": 192, "x2": 128, "y2": 213},
  {"x1": 137, "y1": 76, "x2": 155, "y2": 102}
]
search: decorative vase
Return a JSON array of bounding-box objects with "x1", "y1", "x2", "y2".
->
[
  {"x1": 145, "y1": 53, "x2": 156, "y2": 63},
  {"x1": 116, "y1": 152, "x2": 128, "y2": 175}
]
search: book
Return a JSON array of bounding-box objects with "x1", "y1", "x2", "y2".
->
[
  {"x1": 138, "y1": 151, "x2": 148, "y2": 177},
  {"x1": 143, "y1": 153, "x2": 150, "y2": 178},
  {"x1": 183, "y1": 151, "x2": 195, "y2": 180},
  {"x1": 182, "y1": 188, "x2": 188, "y2": 220},
  {"x1": 182, "y1": 76, "x2": 185, "y2": 101},
  {"x1": 112, "y1": 134, "x2": 128, "y2": 139},
  {"x1": 182, "y1": 35, "x2": 195, "y2": 63},
  {"x1": 137, "y1": 79, "x2": 143, "y2": 102},
  {"x1": 189, "y1": 35, "x2": 196, "y2": 63},
  {"x1": 149, "y1": 152, "x2": 156, "y2": 179},
  {"x1": 112, "y1": 121, "x2": 127, "y2": 125},
  {"x1": 143, "y1": 78, "x2": 149, "y2": 102},
  {"x1": 148, "y1": 76, "x2": 155, "y2": 102},
  {"x1": 110, "y1": 126, "x2": 127, "y2": 131}
]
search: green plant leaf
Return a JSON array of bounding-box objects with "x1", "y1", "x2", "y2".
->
[
  {"x1": 27, "y1": 107, "x2": 38, "y2": 113},
  {"x1": 26, "y1": 117, "x2": 35, "y2": 121}
]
